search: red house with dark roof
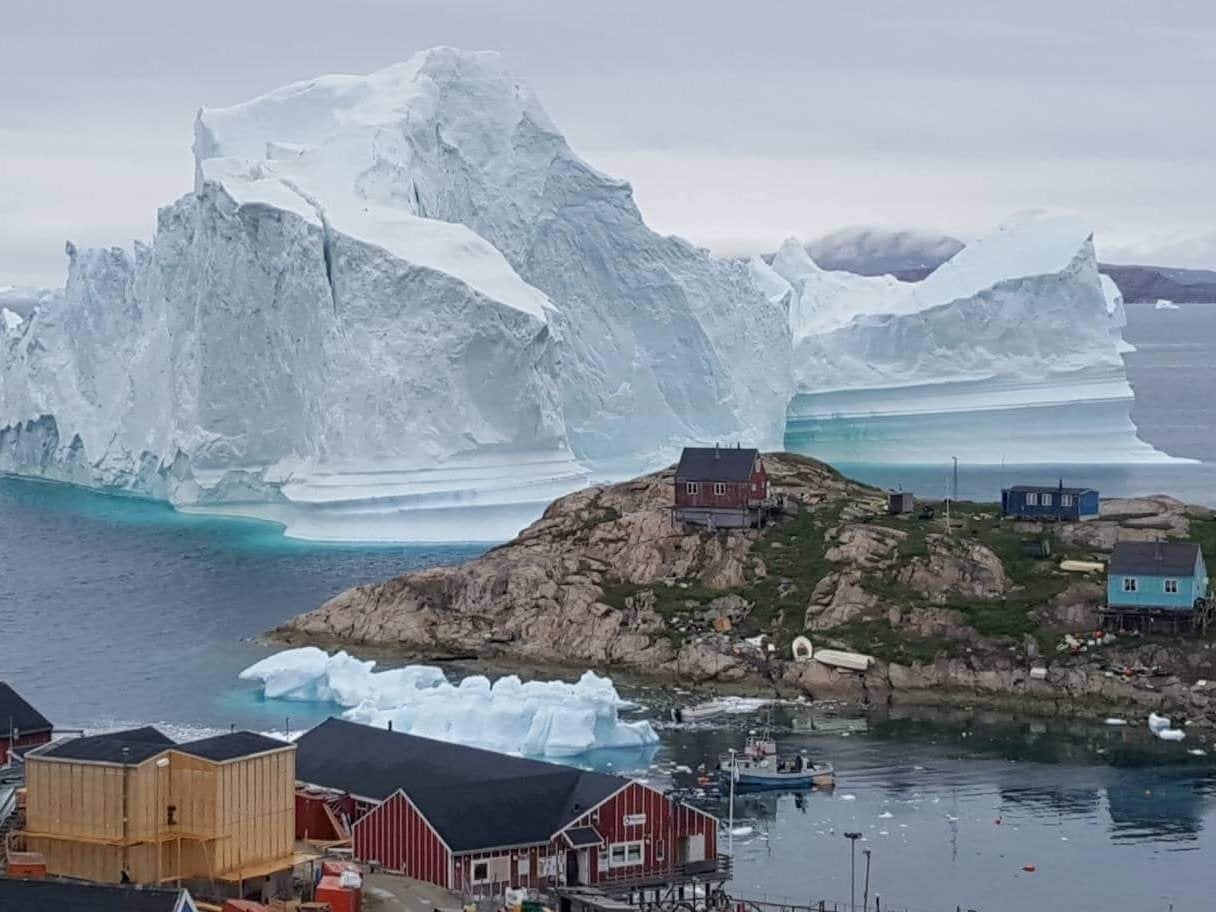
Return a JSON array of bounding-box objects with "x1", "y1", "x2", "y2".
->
[
  {"x1": 294, "y1": 719, "x2": 725, "y2": 901},
  {"x1": 673, "y1": 446, "x2": 769, "y2": 530},
  {"x1": 0, "y1": 682, "x2": 54, "y2": 765}
]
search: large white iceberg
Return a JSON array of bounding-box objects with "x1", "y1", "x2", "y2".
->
[
  {"x1": 0, "y1": 49, "x2": 789, "y2": 540},
  {"x1": 239, "y1": 647, "x2": 658, "y2": 757},
  {"x1": 776, "y1": 213, "x2": 1173, "y2": 465}
]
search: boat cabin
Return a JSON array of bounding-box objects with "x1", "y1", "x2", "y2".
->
[
  {"x1": 1001, "y1": 483, "x2": 1099, "y2": 521},
  {"x1": 673, "y1": 446, "x2": 769, "y2": 530}
]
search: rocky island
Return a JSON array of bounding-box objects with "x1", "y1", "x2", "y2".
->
[{"x1": 275, "y1": 454, "x2": 1216, "y2": 726}]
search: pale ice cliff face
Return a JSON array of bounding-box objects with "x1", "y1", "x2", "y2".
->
[
  {"x1": 0, "y1": 48, "x2": 789, "y2": 539},
  {"x1": 239, "y1": 647, "x2": 658, "y2": 757},
  {"x1": 779, "y1": 213, "x2": 1173, "y2": 465}
]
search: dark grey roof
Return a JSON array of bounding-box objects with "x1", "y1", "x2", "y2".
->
[
  {"x1": 1110, "y1": 541, "x2": 1203, "y2": 577},
  {"x1": 0, "y1": 877, "x2": 187, "y2": 912},
  {"x1": 675, "y1": 447, "x2": 759, "y2": 483},
  {"x1": 0, "y1": 682, "x2": 53, "y2": 736},
  {"x1": 177, "y1": 731, "x2": 292, "y2": 762},
  {"x1": 1006, "y1": 484, "x2": 1095, "y2": 495},
  {"x1": 41, "y1": 726, "x2": 175, "y2": 764},
  {"x1": 565, "y1": 826, "x2": 604, "y2": 847},
  {"x1": 297, "y1": 718, "x2": 624, "y2": 852}
]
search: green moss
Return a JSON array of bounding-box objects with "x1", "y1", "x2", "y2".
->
[{"x1": 822, "y1": 618, "x2": 956, "y2": 665}]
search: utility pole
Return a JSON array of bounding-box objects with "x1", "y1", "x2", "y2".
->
[
  {"x1": 844, "y1": 832, "x2": 862, "y2": 912},
  {"x1": 952, "y1": 456, "x2": 959, "y2": 502},
  {"x1": 727, "y1": 750, "x2": 738, "y2": 857},
  {"x1": 862, "y1": 848, "x2": 872, "y2": 911}
]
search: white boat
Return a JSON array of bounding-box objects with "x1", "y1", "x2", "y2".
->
[
  {"x1": 813, "y1": 649, "x2": 874, "y2": 672},
  {"x1": 671, "y1": 699, "x2": 731, "y2": 723},
  {"x1": 717, "y1": 736, "x2": 835, "y2": 790}
]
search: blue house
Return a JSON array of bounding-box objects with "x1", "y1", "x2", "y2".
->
[
  {"x1": 1001, "y1": 483, "x2": 1099, "y2": 521},
  {"x1": 1107, "y1": 541, "x2": 1209, "y2": 615}
]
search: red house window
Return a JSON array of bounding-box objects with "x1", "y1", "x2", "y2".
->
[
  {"x1": 685, "y1": 482, "x2": 699, "y2": 495},
  {"x1": 713, "y1": 483, "x2": 726, "y2": 496}
]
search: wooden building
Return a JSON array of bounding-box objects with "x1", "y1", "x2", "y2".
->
[
  {"x1": 0, "y1": 682, "x2": 54, "y2": 765},
  {"x1": 1104, "y1": 541, "x2": 1211, "y2": 632},
  {"x1": 673, "y1": 446, "x2": 769, "y2": 529},
  {"x1": 886, "y1": 491, "x2": 914, "y2": 515},
  {"x1": 0, "y1": 877, "x2": 198, "y2": 912},
  {"x1": 21, "y1": 728, "x2": 298, "y2": 889},
  {"x1": 1000, "y1": 483, "x2": 1099, "y2": 521},
  {"x1": 295, "y1": 719, "x2": 722, "y2": 899}
]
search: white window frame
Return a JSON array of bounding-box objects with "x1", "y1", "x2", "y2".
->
[
  {"x1": 1041, "y1": 493, "x2": 1053, "y2": 507},
  {"x1": 1165, "y1": 579, "x2": 1179, "y2": 594},
  {"x1": 713, "y1": 482, "x2": 727, "y2": 496},
  {"x1": 1123, "y1": 577, "x2": 1138, "y2": 593},
  {"x1": 609, "y1": 841, "x2": 645, "y2": 868},
  {"x1": 685, "y1": 482, "x2": 699, "y2": 495},
  {"x1": 1025, "y1": 492, "x2": 1038, "y2": 506},
  {"x1": 1060, "y1": 494, "x2": 1074, "y2": 507},
  {"x1": 472, "y1": 861, "x2": 490, "y2": 884},
  {"x1": 518, "y1": 855, "x2": 531, "y2": 877}
]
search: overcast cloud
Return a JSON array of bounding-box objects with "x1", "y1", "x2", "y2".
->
[{"x1": 1, "y1": 0, "x2": 1213, "y2": 285}]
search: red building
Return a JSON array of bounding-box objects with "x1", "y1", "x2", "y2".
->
[
  {"x1": 673, "y1": 446, "x2": 769, "y2": 530},
  {"x1": 294, "y1": 719, "x2": 723, "y2": 900},
  {"x1": 0, "y1": 682, "x2": 54, "y2": 765}
]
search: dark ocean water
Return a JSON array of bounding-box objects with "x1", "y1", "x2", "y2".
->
[{"x1": 3, "y1": 300, "x2": 1216, "y2": 909}]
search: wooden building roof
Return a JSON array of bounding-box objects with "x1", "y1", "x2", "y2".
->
[
  {"x1": 675, "y1": 446, "x2": 760, "y2": 483},
  {"x1": 1110, "y1": 541, "x2": 1203, "y2": 577},
  {"x1": 0, "y1": 682, "x2": 53, "y2": 736},
  {"x1": 0, "y1": 878, "x2": 193, "y2": 912}
]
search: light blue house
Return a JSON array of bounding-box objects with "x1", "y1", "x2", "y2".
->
[{"x1": 1107, "y1": 541, "x2": 1208, "y2": 613}]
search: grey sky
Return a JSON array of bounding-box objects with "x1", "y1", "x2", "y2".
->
[{"x1": 2, "y1": 0, "x2": 1213, "y2": 286}]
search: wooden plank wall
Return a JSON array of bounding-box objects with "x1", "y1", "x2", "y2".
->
[{"x1": 212, "y1": 748, "x2": 296, "y2": 875}]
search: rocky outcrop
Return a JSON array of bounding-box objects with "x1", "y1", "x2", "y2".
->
[{"x1": 275, "y1": 453, "x2": 1216, "y2": 725}]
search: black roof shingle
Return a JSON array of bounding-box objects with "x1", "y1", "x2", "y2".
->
[
  {"x1": 0, "y1": 877, "x2": 187, "y2": 912},
  {"x1": 1006, "y1": 484, "x2": 1095, "y2": 496},
  {"x1": 41, "y1": 726, "x2": 175, "y2": 764},
  {"x1": 176, "y1": 731, "x2": 292, "y2": 762},
  {"x1": 1110, "y1": 541, "x2": 1204, "y2": 577},
  {"x1": 296, "y1": 718, "x2": 624, "y2": 852},
  {"x1": 0, "y1": 682, "x2": 53, "y2": 736},
  {"x1": 675, "y1": 446, "x2": 759, "y2": 483}
]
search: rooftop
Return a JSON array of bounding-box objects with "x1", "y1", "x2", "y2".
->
[
  {"x1": 1005, "y1": 484, "x2": 1095, "y2": 495},
  {"x1": 1110, "y1": 541, "x2": 1204, "y2": 577},
  {"x1": 675, "y1": 446, "x2": 760, "y2": 483},
  {"x1": 36, "y1": 727, "x2": 291, "y2": 765},
  {"x1": 0, "y1": 682, "x2": 53, "y2": 736},
  {"x1": 0, "y1": 877, "x2": 190, "y2": 912},
  {"x1": 296, "y1": 718, "x2": 623, "y2": 852}
]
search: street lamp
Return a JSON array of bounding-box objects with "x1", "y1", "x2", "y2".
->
[{"x1": 843, "y1": 832, "x2": 862, "y2": 912}]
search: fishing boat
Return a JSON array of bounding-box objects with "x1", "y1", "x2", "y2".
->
[
  {"x1": 717, "y1": 736, "x2": 834, "y2": 790},
  {"x1": 812, "y1": 648, "x2": 874, "y2": 672}
]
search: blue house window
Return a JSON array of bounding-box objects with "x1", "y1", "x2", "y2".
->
[
  {"x1": 1042, "y1": 493, "x2": 1053, "y2": 506},
  {"x1": 1025, "y1": 493, "x2": 1038, "y2": 505},
  {"x1": 1165, "y1": 579, "x2": 1179, "y2": 594},
  {"x1": 1061, "y1": 494, "x2": 1074, "y2": 507},
  {"x1": 1123, "y1": 577, "x2": 1138, "y2": 592}
]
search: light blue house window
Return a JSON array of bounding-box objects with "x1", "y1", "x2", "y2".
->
[
  {"x1": 1123, "y1": 577, "x2": 1138, "y2": 592},
  {"x1": 1165, "y1": 579, "x2": 1178, "y2": 594},
  {"x1": 1042, "y1": 493, "x2": 1053, "y2": 506},
  {"x1": 1026, "y1": 493, "x2": 1038, "y2": 505},
  {"x1": 1061, "y1": 494, "x2": 1074, "y2": 507}
]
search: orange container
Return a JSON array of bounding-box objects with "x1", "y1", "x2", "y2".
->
[
  {"x1": 315, "y1": 876, "x2": 360, "y2": 912},
  {"x1": 6, "y1": 851, "x2": 47, "y2": 878},
  {"x1": 224, "y1": 901, "x2": 269, "y2": 912},
  {"x1": 321, "y1": 860, "x2": 360, "y2": 879}
]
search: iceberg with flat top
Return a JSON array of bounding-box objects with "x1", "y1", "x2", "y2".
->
[
  {"x1": 0, "y1": 48, "x2": 789, "y2": 541},
  {"x1": 239, "y1": 647, "x2": 657, "y2": 757},
  {"x1": 777, "y1": 213, "x2": 1175, "y2": 465}
]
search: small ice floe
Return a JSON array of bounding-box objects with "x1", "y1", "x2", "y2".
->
[
  {"x1": 1188, "y1": 748, "x2": 1207, "y2": 757},
  {"x1": 1148, "y1": 712, "x2": 1171, "y2": 733},
  {"x1": 1158, "y1": 729, "x2": 1186, "y2": 742},
  {"x1": 945, "y1": 815, "x2": 959, "y2": 822},
  {"x1": 674, "y1": 764, "x2": 692, "y2": 774},
  {"x1": 839, "y1": 794, "x2": 857, "y2": 801},
  {"x1": 878, "y1": 830, "x2": 890, "y2": 836},
  {"x1": 1104, "y1": 718, "x2": 1127, "y2": 726},
  {"x1": 878, "y1": 811, "x2": 894, "y2": 819},
  {"x1": 730, "y1": 826, "x2": 754, "y2": 837}
]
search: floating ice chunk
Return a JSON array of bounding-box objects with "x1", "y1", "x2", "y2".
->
[
  {"x1": 1148, "y1": 712, "x2": 1172, "y2": 734},
  {"x1": 1188, "y1": 748, "x2": 1207, "y2": 757},
  {"x1": 838, "y1": 794, "x2": 857, "y2": 801},
  {"x1": 1154, "y1": 299, "x2": 1181, "y2": 311},
  {"x1": 1157, "y1": 728, "x2": 1186, "y2": 742},
  {"x1": 1104, "y1": 718, "x2": 1128, "y2": 726},
  {"x1": 730, "y1": 826, "x2": 754, "y2": 837},
  {"x1": 240, "y1": 647, "x2": 657, "y2": 757},
  {"x1": 878, "y1": 811, "x2": 894, "y2": 819}
]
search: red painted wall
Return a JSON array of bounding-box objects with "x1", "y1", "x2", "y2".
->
[
  {"x1": 353, "y1": 792, "x2": 451, "y2": 887},
  {"x1": 674, "y1": 458, "x2": 768, "y2": 510},
  {"x1": 0, "y1": 731, "x2": 51, "y2": 765}
]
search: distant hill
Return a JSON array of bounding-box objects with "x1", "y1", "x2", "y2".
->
[
  {"x1": 804, "y1": 227, "x2": 964, "y2": 280},
  {"x1": 1099, "y1": 263, "x2": 1216, "y2": 304}
]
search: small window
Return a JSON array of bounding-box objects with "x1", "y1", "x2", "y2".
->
[
  {"x1": 655, "y1": 839, "x2": 665, "y2": 862},
  {"x1": 473, "y1": 862, "x2": 489, "y2": 883},
  {"x1": 713, "y1": 482, "x2": 727, "y2": 496},
  {"x1": 1041, "y1": 493, "x2": 1053, "y2": 507},
  {"x1": 1123, "y1": 577, "x2": 1138, "y2": 593},
  {"x1": 1061, "y1": 494, "x2": 1074, "y2": 507},
  {"x1": 1165, "y1": 579, "x2": 1179, "y2": 594},
  {"x1": 685, "y1": 482, "x2": 699, "y2": 495},
  {"x1": 609, "y1": 841, "x2": 644, "y2": 868},
  {"x1": 518, "y1": 856, "x2": 530, "y2": 876},
  {"x1": 1025, "y1": 493, "x2": 1038, "y2": 506},
  {"x1": 627, "y1": 844, "x2": 643, "y2": 864}
]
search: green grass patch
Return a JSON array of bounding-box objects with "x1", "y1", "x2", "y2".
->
[{"x1": 822, "y1": 618, "x2": 957, "y2": 665}]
